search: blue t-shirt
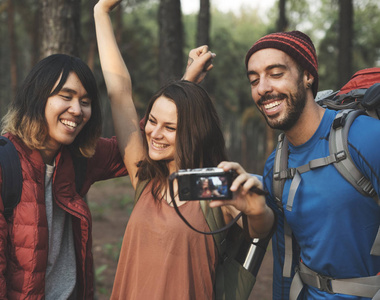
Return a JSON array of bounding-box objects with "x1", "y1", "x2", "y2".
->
[{"x1": 263, "y1": 109, "x2": 380, "y2": 299}]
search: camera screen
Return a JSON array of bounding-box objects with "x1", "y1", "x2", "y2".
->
[
  {"x1": 195, "y1": 175, "x2": 232, "y2": 200},
  {"x1": 176, "y1": 169, "x2": 234, "y2": 201}
]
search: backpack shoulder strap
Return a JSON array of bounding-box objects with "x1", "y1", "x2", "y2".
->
[
  {"x1": 0, "y1": 136, "x2": 23, "y2": 220},
  {"x1": 134, "y1": 179, "x2": 150, "y2": 204},
  {"x1": 199, "y1": 203, "x2": 227, "y2": 256},
  {"x1": 272, "y1": 133, "x2": 300, "y2": 278},
  {"x1": 71, "y1": 154, "x2": 88, "y2": 195},
  {"x1": 272, "y1": 132, "x2": 289, "y2": 210},
  {"x1": 329, "y1": 109, "x2": 380, "y2": 256},
  {"x1": 329, "y1": 109, "x2": 377, "y2": 199}
]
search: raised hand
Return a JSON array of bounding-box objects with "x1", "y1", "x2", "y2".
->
[{"x1": 182, "y1": 45, "x2": 216, "y2": 84}]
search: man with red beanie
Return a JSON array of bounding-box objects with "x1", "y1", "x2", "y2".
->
[{"x1": 244, "y1": 31, "x2": 380, "y2": 299}]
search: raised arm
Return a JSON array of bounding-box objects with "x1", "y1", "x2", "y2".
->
[{"x1": 94, "y1": 0, "x2": 142, "y2": 188}]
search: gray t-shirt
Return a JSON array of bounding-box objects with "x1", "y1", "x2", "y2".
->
[{"x1": 44, "y1": 163, "x2": 77, "y2": 299}]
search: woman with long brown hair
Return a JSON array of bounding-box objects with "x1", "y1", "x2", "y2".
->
[{"x1": 95, "y1": 0, "x2": 274, "y2": 299}]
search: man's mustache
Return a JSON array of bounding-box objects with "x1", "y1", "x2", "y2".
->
[{"x1": 258, "y1": 93, "x2": 286, "y2": 106}]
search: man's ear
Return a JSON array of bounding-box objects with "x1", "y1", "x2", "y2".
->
[{"x1": 304, "y1": 71, "x2": 314, "y2": 89}]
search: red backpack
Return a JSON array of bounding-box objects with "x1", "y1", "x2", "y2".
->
[
  {"x1": 339, "y1": 67, "x2": 380, "y2": 94},
  {"x1": 316, "y1": 67, "x2": 380, "y2": 118}
]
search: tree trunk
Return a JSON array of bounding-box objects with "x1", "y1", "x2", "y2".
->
[
  {"x1": 338, "y1": 0, "x2": 353, "y2": 87},
  {"x1": 158, "y1": 0, "x2": 183, "y2": 86},
  {"x1": 85, "y1": 0, "x2": 97, "y2": 71},
  {"x1": 277, "y1": 0, "x2": 288, "y2": 32},
  {"x1": 31, "y1": 8, "x2": 41, "y2": 67},
  {"x1": 7, "y1": 0, "x2": 17, "y2": 100},
  {"x1": 39, "y1": 0, "x2": 81, "y2": 59},
  {"x1": 196, "y1": 0, "x2": 210, "y2": 47}
]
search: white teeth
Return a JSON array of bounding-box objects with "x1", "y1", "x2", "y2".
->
[
  {"x1": 61, "y1": 119, "x2": 77, "y2": 128},
  {"x1": 152, "y1": 140, "x2": 167, "y2": 149},
  {"x1": 264, "y1": 100, "x2": 281, "y2": 110}
]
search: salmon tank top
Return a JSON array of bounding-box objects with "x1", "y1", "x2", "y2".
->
[{"x1": 110, "y1": 182, "x2": 217, "y2": 300}]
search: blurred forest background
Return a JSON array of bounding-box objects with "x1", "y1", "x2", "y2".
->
[
  {"x1": 1, "y1": 0, "x2": 380, "y2": 174},
  {"x1": 1, "y1": 0, "x2": 380, "y2": 298}
]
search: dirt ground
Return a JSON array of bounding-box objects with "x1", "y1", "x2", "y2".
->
[{"x1": 89, "y1": 177, "x2": 273, "y2": 300}]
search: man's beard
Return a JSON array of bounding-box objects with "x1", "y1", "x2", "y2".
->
[{"x1": 258, "y1": 79, "x2": 307, "y2": 131}]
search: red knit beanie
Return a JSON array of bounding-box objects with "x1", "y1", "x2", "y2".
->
[{"x1": 245, "y1": 31, "x2": 319, "y2": 97}]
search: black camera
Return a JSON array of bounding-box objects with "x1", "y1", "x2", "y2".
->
[{"x1": 174, "y1": 168, "x2": 234, "y2": 201}]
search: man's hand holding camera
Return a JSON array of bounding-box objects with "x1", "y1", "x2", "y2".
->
[{"x1": 210, "y1": 161, "x2": 275, "y2": 239}]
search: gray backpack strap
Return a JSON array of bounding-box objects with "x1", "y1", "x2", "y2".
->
[
  {"x1": 330, "y1": 109, "x2": 380, "y2": 255},
  {"x1": 329, "y1": 109, "x2": 377, "y2": 199},
  {"x1": 273, "y1": 133, "x2": 289, "y2": 209},
  {"x1": 289, "y1": 261, "x2": 380, "y2": 300},
  {"x1": 372, "y1": 229, "x2": 380, "y2": 256},
  {"x1": 272, "y1": 133, "x2": 294, "y2": 278},
  {"x1": 282, "y1": 110, "x2": 372, "y2": 212},
  {"x1": 272, "y1": 130, "x2": 350, "y2": 278},
  {"x1": 273, "y1": 110, "x2": 374, "y2": 212},
  {"x1": 286, "y1": 152, "x2": 346, "y2": 212},
  {"x1": 282, "y1": 220, "x2": 294, "y2": 278}
]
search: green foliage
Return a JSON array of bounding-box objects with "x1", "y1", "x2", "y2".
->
[
  {"x1": 203, "y1": 8, "x2": 274, "y2": 171},
  {"x1": 94, "y1": 264, "x2": 110, "y2": 295},
  {"x1": 2, "y1": 0, "x2": 380, "y2": 171},
  {"x1": 352, "y1": 1, "x2": 380, "y2": 69},
  {"x1": 95, "y1": 264, "x2": 108, "y2": 282},
  {"x1": 88, "y1": 201, "x2": 110, "y2": 221},
  {"x1": 207, "y1": 8, "x2": 271, "y2": 110},
  {"x1": 88, "y1": 177, "x2": 134, "y2": 220},
  {"x1": 0, "y1": 0, "x2": 39, "y2": 115},
  {"x1": 103, "y1": 238, "x2": 123, "y2": 261},
  {"x1": 286, "y1": 0, "x2": 380, "y2": 91},
  {"x1": 184, "y1": 6, "x2": 274, "y2": 117},
  {"x1": 120, "y1": 2, "x2": 161, "y2": 113}
]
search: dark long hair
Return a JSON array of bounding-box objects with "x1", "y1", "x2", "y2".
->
[
  {"x1": 137, "y1": 80, "x2": 228, "y2": 200},
  {"x1": 1, "y1": 54, "x2": 102, "y2": 157}
]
